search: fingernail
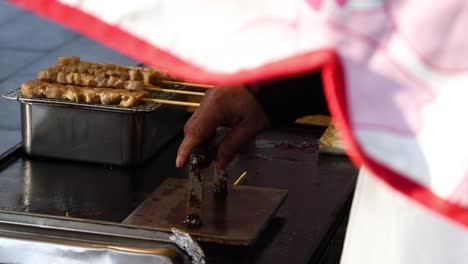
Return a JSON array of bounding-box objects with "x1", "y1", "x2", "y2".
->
[{"x1": 176, "y1": 156, "x2": 182, "y2": 168}]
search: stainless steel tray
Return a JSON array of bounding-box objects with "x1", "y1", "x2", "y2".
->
[
  {"x1": 3, "y1": 87, "x2": 189, "y2": 166},
  {"x1": 0, "y1": 210, "x2": 204, "y2": 264}
]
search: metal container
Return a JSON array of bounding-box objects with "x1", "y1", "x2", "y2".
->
[
  {"x1": 0, "y1": 210, "x2": 204, "y2": 264},
  {"x1": 5, "y1": 88, "x2": 188, "y2": 166}
]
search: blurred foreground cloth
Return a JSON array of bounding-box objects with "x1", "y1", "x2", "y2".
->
[{"x1": 10, "y1": 0, "x2": 468, "y2": 263}]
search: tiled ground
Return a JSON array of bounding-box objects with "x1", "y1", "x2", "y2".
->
[{"x1": 0, "y1": 1, "x2": 137, "y2": 154}]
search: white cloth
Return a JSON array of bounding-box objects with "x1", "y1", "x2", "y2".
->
[{"x1": 342, "y1": 169, "x2": 468, "y2": 264}]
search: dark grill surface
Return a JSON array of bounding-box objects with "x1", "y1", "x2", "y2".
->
[
  {"x1": 0, "y1": 125, "x2": 358, "y2": 263},
  {"x1": 0, "y1": 135, "x2": 185, "y2": 222}
]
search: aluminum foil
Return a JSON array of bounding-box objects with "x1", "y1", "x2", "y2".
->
[
  {"x1": 0, "y1": 237, "x2": 177, "y2": 264},
  {"x1": 170, "y1": 228, "x2": 206, "y2": 264}
]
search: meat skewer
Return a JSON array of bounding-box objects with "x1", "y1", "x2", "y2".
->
[
  {"x1": 37, "y1": 57, "x2": 177, "y2": 91},
  {"x1": 39, "y1": 57, "x2": 212, "y2": 96},
  {"x1": 56, "y1": 56, "x2": 173, "y2": 82},
  {"x1": 21, "y1": 80, "x2": 201, "y2": 108},
  {"x1": 21, "y1": 80, "x2": 148, "y2": 108},
  {"x1": 38, "y1": 70, "x2": 147, "y2": 90}
]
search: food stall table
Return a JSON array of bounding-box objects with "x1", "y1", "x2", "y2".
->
[{"x1": 0, "y1": 124, "x2": 357, "y2": 263}]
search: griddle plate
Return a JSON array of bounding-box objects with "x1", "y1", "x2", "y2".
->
[{"x1": 124, "y1": 178, "x2": 288, "y2": 246}]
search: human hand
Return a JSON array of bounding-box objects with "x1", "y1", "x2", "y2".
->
[{"x1": 176, "y1": 85, "x2": 270, "y2": 170}]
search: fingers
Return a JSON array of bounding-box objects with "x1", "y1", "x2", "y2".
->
[
  {"x1": 176, "y1": 85, "x2": 270, "y2": 169},
  {"x1": 176, "y1": 118, "x2": 218, "y2": 168},
  {"x1": 176, "y1": 95, "x2": 223, "y2": 168}
]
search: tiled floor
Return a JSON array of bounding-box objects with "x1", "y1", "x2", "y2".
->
[{"x1": 0, "y1": 1, "x2": 137, "y2": 154}]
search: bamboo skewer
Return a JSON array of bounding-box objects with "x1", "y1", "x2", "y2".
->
[
  {"x1": 141, "y1": 97, "x2": 200, "y2": 107},
  {"x1": 233, "y1": 171, "x2": 248, "y2": 186},
  {"x1": 143, "y1": 83, "x2": 203, "y2": 109},
  {"x1": 159, "y1": 80, "x2": 214, "y2": 89},
  {"x1": 145, "y1": 85, "x2": 205, "y2": 96}
]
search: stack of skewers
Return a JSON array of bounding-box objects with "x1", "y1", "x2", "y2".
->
[{"x1": 21, "y1": 57, "x2": 212, "y2": 108}]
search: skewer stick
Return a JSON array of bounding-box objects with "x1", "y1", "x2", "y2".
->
[
  {"x1": 145, "y1": 85, "x2": 205, "y2": 96},
  {"x1": 141, "y1": 98, "x2": 200, "y2": 107},
  {"x1": 160, "y1": 80, "x2": 214, "y2": 89},
  {"x1": 233, "y1": 171, "x2": 248, "y2": 186}
]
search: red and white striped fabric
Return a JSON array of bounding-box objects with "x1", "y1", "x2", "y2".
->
[{"x1": 10, "y1": 0, "x2": 468, "y2": 262}]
